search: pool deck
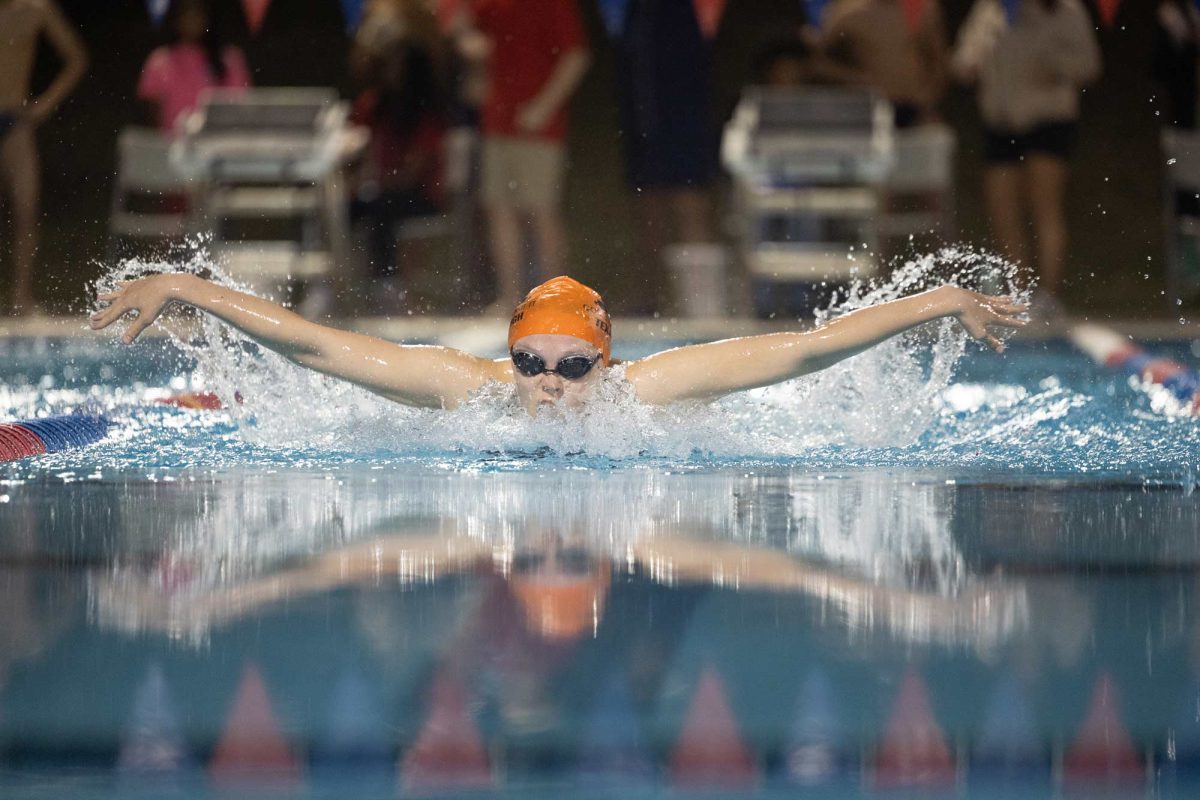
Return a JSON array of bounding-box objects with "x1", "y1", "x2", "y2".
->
[{"x1": 3, "y1": 314, "x2": 1199, "y2": 344}]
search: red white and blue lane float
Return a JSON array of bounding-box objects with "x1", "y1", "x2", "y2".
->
[
  {"x1": 1069, "y1": 323, "x2": 1200, "y2": 415},
  {"x1": 0, "y1": 391, "x2": 231, "y2": 463},
  {"x1": 0, "y1": 413, "x2": 112, "y2": 463}
]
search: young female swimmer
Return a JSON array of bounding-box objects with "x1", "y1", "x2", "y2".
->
[{"x1": 90, "y1": 274, "x2": 1026, "y2": 414}]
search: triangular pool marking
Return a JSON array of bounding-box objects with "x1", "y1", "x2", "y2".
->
[
  {"x1": 400, "y1": 668, "x2": 492, "y2": 792},
  {"x1": 669, "y1": 665, "x2": 759, "y2": 787},
  {"x1": 209, "y1": 661, "x2": 303, "y2": 785}
]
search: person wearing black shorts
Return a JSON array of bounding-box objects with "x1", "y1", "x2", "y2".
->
[
  {"x1": 983, "y1": 121, "x2": 1077, "y2": 164},
  {"x1": 953, "y1": 0, "x2": 1099, "y2": 316}
]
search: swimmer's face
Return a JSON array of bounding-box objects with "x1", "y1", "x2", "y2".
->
[{"x1": 510, "y1": 334, "x2": 605, "y2": 415}]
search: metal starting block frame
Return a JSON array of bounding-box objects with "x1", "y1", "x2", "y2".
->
[
  {"x1": 173, "y1": 88, "x2": 363, "y2": 293},
  {"x1": 723, "y1": 88, "x2": 895, "y2": 285}
]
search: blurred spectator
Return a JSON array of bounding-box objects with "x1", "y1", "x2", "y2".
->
[
  {"x1": 471, "y1": 0, "x2": 590, "y2": 314},
  {"x1": 1153, "y1": 0, "x2": 1199, "y2": 220},
  {"x1": 136, "y1": 0, "x2": 250, "y2": 134},
  {"x1": 616, "y1": 0, "x2": 722, "y2": 316},
  {"x1": 350, "y1": 0, "x2": 446, "y2": 86},
  {"x1": 813, "y1": 0, "x2": 950, "y2": 128},
  {"x1": 349, "y1": 36, "x2": 447, "y2": 309},
  {"x1": 1153, "y1": 0, "x2": 1199, "y2": 130},
  {"x1": 0, "y1": 0, "x2": 87, "y2": 315},
  {"x1": 752, "y1": 38, "x2": 820, "y2": 88},
  {"x1": 953, "y1": 0, "x2": 1100, "y2": 317}
]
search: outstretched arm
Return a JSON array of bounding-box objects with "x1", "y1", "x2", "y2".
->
[
  {"x1": 90, "y1": 274, "x2": 509, "y2": 409},
  {"x1": 626, "y1": 286, "x2": 1025, "y2": 405}
]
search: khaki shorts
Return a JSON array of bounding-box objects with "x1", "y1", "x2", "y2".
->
[{"x1": 481, "y1": 136, "x2": 565, "y2": 208}]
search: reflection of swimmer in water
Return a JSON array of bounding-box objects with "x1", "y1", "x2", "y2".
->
[
  {"x1": 95, "y1": 523, "x2": 1027, "y2": 654},
  {"x1": 90, "y1": 274, "x2": 1026, "y2": 415}
]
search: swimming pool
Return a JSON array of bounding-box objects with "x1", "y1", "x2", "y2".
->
[{"x1": 2, "y1": 324, "x2": 1200, "y2": 799}]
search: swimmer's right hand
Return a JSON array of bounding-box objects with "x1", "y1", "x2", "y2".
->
[{"x1": 89, "y1": 273, "x2": 196, "y2": 344}]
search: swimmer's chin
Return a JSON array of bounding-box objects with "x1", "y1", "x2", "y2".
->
[{"x1": 528, "y1": 397, "x2": 581, "y2": 417}]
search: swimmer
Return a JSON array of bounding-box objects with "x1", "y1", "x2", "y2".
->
[{"x1": 90, "y1": 274, "x2": 1026, "y2": 414}]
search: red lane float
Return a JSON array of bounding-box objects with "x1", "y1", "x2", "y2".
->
[
  {"x1": 0, "y1": 413, "x2": 110, "y2": 463},
  {"x1": 157, "y1": 391, "x2": 243, "y2": 410},
  {"x1": 1070, "y1": 324, "x2": 1200, "y2": 414},
  {"x1": 157, "y1": 391, "x2": 224, "y2": 410}
]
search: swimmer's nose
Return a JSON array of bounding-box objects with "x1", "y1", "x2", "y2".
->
[{"x1": 539, "y1": 374, "x2": 564, "y2": 398}]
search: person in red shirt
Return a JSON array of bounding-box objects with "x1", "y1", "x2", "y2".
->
[{"x1": 468, "y1": 0, "x2": 590, "y2": 313}]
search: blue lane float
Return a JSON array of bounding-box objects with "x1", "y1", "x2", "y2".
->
[
  {"x1": 1070, "y1": 324, "x2": 1200, "y2": 415},
  {"x1": 0, "y1": 413, "x2": 111, "y2": 462}
]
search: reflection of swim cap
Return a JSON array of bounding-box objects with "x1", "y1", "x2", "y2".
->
[
  {"x1": 510, "y1": 568, "x2": 612, "y2": 641},
  {"x1": 508, "y1": 277, "x2": 611, "y2": 363}
]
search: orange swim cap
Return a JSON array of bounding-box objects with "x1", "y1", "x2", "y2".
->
[
  {"x1": 510, "y1": 569, "x2": 612, "y2": 641},
  {"x1": 508, "y1": 277, "x2": 611, "y2": 362}
]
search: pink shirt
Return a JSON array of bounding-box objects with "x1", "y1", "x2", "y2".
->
[{"x1": 137, "y1": 44, "x2": 252, "y2": 133}]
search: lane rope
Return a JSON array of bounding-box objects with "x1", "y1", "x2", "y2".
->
[
  {"x1": 0, "y1": 414, "x2": 111, "y2": 463},
  {"x1": 1069, "y1": 324, "x2": 1200, "y2": 415}
]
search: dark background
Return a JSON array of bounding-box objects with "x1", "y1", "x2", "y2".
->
[{"x1": 8, "y1": 0, "x2": 1173, "y2": 315}]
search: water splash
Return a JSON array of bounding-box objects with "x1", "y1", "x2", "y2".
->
[{"x1": 77, "y1": 246, "x2": 1037, "y2": 462}]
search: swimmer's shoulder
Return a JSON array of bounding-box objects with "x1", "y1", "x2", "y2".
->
[{"x1": 488, "y1": 355, "x2": 515, "y2": 383}]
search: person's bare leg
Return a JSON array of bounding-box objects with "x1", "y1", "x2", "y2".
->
[
  {"x1": 527, "y1": 204, "x2": 567, "y2": 283},
  {"x1": 983, "y1": 164, "x2": 1028, "y2": 278},
  {"x1": 635, "y1": 192, "x2": 672, "y2": 259},
  {"x1": 486, "y1": 200, "x2": 525, "y2": 311},
  {"x1": 1025, "y1": 154, "x2": 1069, "y2": 298},
  {"x1": 1, "y1": 126, "x2": 41, "y2": 314},
  {"x1": 671, "y1": 187, "x2": 714, "y2": 244}
]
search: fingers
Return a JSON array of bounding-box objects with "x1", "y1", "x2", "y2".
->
[
  {"x1": 96, "y1": 282, "x2": 131, "y2": 303},
  {"x1": 89, "y1": 302, "x2": 127, "y2": 329},
  {"x1": 980, "y1": 296, "x2": 1026, "y2": 312},
  {"x1": 985, "y1": 334, "x2": 1003, "y2": 352},
  {"x1": 122, "y1": 309, "x2": 160, "y2": 344},
  {"x1": 989, "y1": 313, "x2": 1029, "y2": 329}
]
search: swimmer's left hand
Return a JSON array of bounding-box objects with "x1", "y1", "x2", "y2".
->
[
  {"x1": 946, "y1": 287, "x2": 1028, "y2": 352},
  {"x1": 90, "y1": 274, "x2": 191, "y2": 344}
]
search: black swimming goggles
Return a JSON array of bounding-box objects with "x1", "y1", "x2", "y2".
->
[
  {"x1": 511, "y1": 350, "x2": 602, "y2": 380},
  {"x1": 512, "y1": 547, "x2": 594, "y2": 575}
]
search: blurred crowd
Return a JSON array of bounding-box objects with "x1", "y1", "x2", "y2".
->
[{"x1": 0, "y1": 0, "x2": 1198, "y2": 318}]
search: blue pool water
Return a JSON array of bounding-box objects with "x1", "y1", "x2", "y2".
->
[{"x1": 2, "y1": 319, "x2": 1200, "y2": 798}]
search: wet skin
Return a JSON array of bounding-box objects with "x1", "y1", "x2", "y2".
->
[
  {"x1": 90, "y1": 275, "x2": 1026, "y2": 412},
  {"x1": 509, "y1": 333, "x2": 604, "y2": 415}
]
